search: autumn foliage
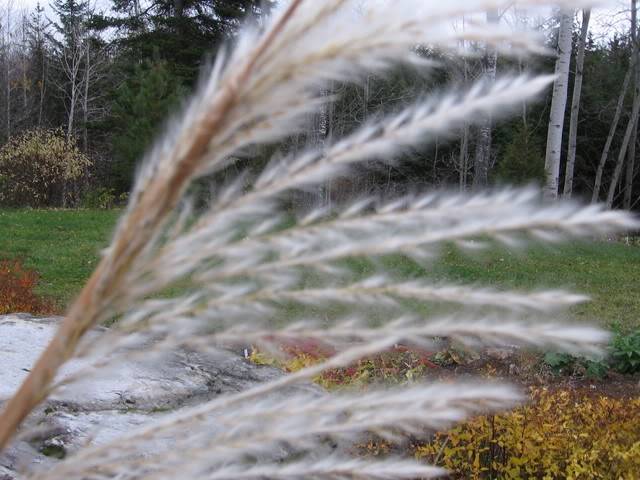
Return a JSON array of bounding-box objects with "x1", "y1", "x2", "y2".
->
[
  {"x1": 251, "y1": 340, "x2": 438, "y2": 388},
  {"x1": 0, "y1": 129, "x2": 91, "y2": 207},
  {"x1": 0, "y1": 259, "x2": 55, "y2": 315},
  {"x1": 416, "y1": 388, "x2": 640, "y2": 479},
  {"x1": 252, "y1": 343, "x2": 640, "y2": 478}
]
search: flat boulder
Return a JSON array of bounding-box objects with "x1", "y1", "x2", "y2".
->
[{"x1": 0, "y1": 314, "x2": 316, "y2": 478}]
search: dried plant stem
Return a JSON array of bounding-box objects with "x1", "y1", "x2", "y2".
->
[
  {"x1": 0, "y1": 0, "x2": 305, "y2": 451},
  {"x1": 0, "y1": 3, "x2": 633, "y2": 478}
]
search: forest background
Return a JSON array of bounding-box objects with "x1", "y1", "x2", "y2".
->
[{"x1": 3, "y1": 0, "x2": 640, "y2": 210}]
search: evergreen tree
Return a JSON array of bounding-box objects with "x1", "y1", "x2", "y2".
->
[
  {"x1": 110, "y1": 60, "x2": 186, "y2": 193},
  {"x1": 26, "y1": 3, "x2": 52, "y2": 128},
  {"x1": 51, "y1": 0, "x2": 89, "y2": 52},
  {"x1": 494, "y1": 124, "x2": 546, "y2": 185},
  {"x1": 92, "y1": 0, "x2": 273, "y2": 84}
]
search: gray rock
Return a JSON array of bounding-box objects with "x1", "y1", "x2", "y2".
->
[
  {"x1": 485, "y1": 345, "x2": 519, "y2": 361},
  {"x1": 0, "y1": 314, "x2": 318, "y2": 478}
]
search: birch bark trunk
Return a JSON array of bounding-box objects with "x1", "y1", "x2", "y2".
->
[{"x1": 544, "y1": 10, "x2": 574, "y2": 200}]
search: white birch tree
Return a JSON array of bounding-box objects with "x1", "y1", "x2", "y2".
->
[{"x1": 543, "y1": 9, "x2": 574, "y2": 199}]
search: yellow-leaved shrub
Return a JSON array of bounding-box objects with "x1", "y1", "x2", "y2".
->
[
  {"x1": 415, "y1": 388, "x2": 640, "y2": 479},
  {"x1": 0, "y1": 129, "x2": 91, "y2": 207}
]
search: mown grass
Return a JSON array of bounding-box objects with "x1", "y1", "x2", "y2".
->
[
  {"x1": 1, "y1": 208, "x2": 639, "y2": 327},
  {"x1": 0, "y1": 209, "x2": 120, "y2": 308},
  {"x1": 381, "y1": 241, "x2": 640, "y2": 329}
]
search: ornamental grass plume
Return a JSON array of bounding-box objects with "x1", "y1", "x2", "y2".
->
[{"x1": 0, "y1": 1, "x2": 635, "y2": 479}]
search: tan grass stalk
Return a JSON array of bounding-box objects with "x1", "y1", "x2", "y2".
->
[
  {"x1": 0, "y1": 0, "x2": 306, "y2": 451},
  {"x1": 0, "y1": 2, "x2": 635, "y2": 479}
]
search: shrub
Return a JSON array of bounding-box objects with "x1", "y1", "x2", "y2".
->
[
  {"x1": 543, "y1": 351, "x2": 575, "y2": 372},
  {"x1": 80, "y1": 187, "x2": 117, "y2": 209},
  {"x1": 0, "y1": 259, "x2": 55, "y2": 315},
  {"x1": 250, "y1": 343, "x2": 437, "y2": 389},
  {"x1": 542, "y1": 351, "x2": 608, "y2": 379},
  {"x1": 545, "y1": 327, "x2": 640, "y2": 376},
  {"x1": 610, "y1": 327, "x2": 640, "y2": 374},
  {"x1": 0, "y1": 129, "x2": 91, "y2": 207},
  {"x1": 415, "y1": 388, "x2": 640, "y2": 479}
]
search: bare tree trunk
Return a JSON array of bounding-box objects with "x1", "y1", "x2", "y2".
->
[
  {"x1": 606, "y1": 49, "x2": 640, "y2": 208},
  {"x1": 606, "y1": 93, "x2": 640, "y2": 208},
  {"x1": 459, "y1": 126, "x2": 469, "y2": 191},
  {"x1": 5, "y1": 3, "x2": 11, "y2": 140},
  {"x1": 20, "y1": 14, "x2": 27, "y2": 110},
  {"x1": 544, "y1": 10, "x2": 574, "y2": 200},
  {"x1": 458, "y1": 18, "x2": 469, "y2": 191},
  {"x1": 624, "y1": 109, "x2": 639, "y2": 209},
  {"x1": 64, "y1": 42, "x2": 83, "y2": 143},
  {"x1": 38, "y1": 51, "x2": 45, "y2": 127},
  {"x1": 363, "y1": 74, "x2": 369, "y2": 121},
  {"x1": 472, "y1": 10, "x2": 499, "y2": 190},
  {"x1": 5, "y1": 58, "x2": 9, "y2": 139},
  {"x1": 563, "y1": 9, "x2": 590, "y2": 198},
  {"x1": 625, "y1": 0, "x2": 639, "y2": 209},
  {"x1": 173, "y1": 0, "x2": 184, "y2": 17},
  {"x1": 519, "y1": 58, "x2": 527, "y2": 128},
  {"x1": 67, "y1": 80, "x2": 77, "y2": 142},
  {"x1": 324, "y1": 83, "x2": 334, "y2": 206},
  {"x1": 82, "y1": 43, "x2": 90, "y2": 152},
  {"x1": 62, "y1": 38, "x2": 84, "y2": 207},
  {"x1": 592, "y1": 43, "x2": 640, "y2": 202}
]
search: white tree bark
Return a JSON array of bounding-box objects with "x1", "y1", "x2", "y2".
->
[
  {"x1": 624, "y1": 0, "x2": 639, "y2": 209},
  {"x1": 544, "y1": 10, "x2": 574, "y2": 200},
  {"x1": 563, "y1": 9, "x2": 590, "y2": 198}
]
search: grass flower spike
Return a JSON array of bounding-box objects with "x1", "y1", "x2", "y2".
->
[{"x1": 0, "y1": 1, "x2": 636, "y2": 479}]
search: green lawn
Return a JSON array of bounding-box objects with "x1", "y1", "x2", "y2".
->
[
  {"x1": 422, "y1": 243, "x2": 640, "y2": 328},
  {"x1": 1, "y1": 208, "x2": 639, "y2": 327},
  {"x1": 0, "y1": 209, "x2": 120, "y2": 307}
]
